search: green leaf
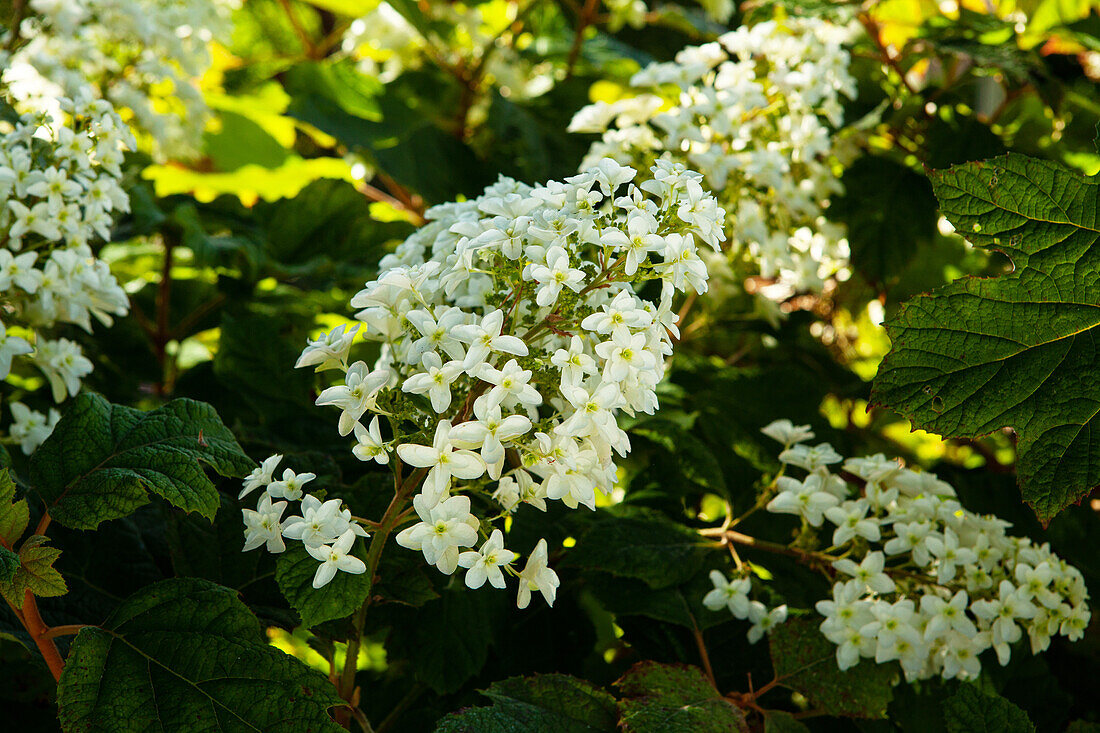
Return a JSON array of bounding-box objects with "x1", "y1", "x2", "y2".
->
[
  {"x1": 615, "y1": 662, "x2": 746, "y2": 733},
  {"x1": 30, "y1": 394, "x2": 254, "y2": 530},
  {"x1": 943, "y1": 686, "x2": 1035, "y2": 733},
  {"x1": 56, "y1": 577, "x2": 345, "y2": 732},
  {"x1": 0, "y1": 545, "x2": 19, "y2": 584},
  {"x1": 832, "y1": 155, "x2": 938, "y2": 284},
  {"x1": 435, "y1": 674, "x2": 619, "y2": 733},
  {"x1": 763, "y1": 711, "x2": 809, "y2": 733},
  {"x1": 0, "y1": 535, "x2": 67, "y2": 606},
  {"x1": 768, "y1": 616, "x2": 893, "y2": 718},
  {"x1": 385, "y1": 585, "x2": 505, "y2": 694},
  {"x1": 872, "y1": 153, "x2": 1100, "y2": 520},
  {"x1": 0, "y1": 469, "x2": 28, "y2": 546},
  {"x1": 276, "y1": 540, "x2": 371, "y2": 628},
  {"x1": 566, "y1": 507, "x2": 709, "y2": 589}
]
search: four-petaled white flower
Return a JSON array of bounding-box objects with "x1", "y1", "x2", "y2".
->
[
  {"x1": 458, "y1": 529, "x2": 517, "y2": 589},
  {"x1": 306, "y1": 529, "x2": 367, "y2": 588},
  {"x1": 395, "y1": 494, "x2": 480, "y2": 574}
]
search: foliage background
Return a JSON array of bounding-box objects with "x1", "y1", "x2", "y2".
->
[{"x1": 2, "y1": 0, "x2": 1100, "y2": 731}]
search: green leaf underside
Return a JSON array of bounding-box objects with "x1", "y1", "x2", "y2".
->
[
  {"x1": 275, "y1": 541, "x2": 372, "y2": 628},
  {"x1": 768, "y1": 616, "x2": 893, "y2": 718},
  {"x1": 615, "y1": 662, "x2": 746, "y2": 733},
  {"x1": 30, "y1": 394, "x2": 254, "y2": 530},
  {"x1": 872, "y1": 153, "x2": 1100, "y2": 520},
  {"x1": 57, "y1": 578, "x2": 345, "y2": 733},
  {"x1": 435, "y1": 674, "x2": 619, "y2": 733},
  {"x1": 943, "y1": 686, "x2": 1035, "y2": 733}
]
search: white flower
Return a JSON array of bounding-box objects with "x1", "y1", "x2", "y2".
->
[
  {"x1": 402, "y1": 352, "x2": 464, "y2": 413},
  {"x1": 516, "y1": 538, "x2": 560, "y2": 609},
  {"x1": 551, "y1": 336, "x2": 597, "y2": 388},
  {"x1": 766, "y1": 475, "x2": 839, "y2": 526},
  {"x1": 824, "y1": 500, "x2": 881, "y2": 546},
  {"x1": 397, "y1": 420, "x2": 486, "y2": 504},
  {"x1": 832, "y1": 552, "x2": 895, "y2": 595},
  {"x1": 240, "y1": 454, "x2": 283, "y2": 499},
  {"x1": 450, "y1": 308, "x2": 529, "y2": 369},
  {"x1": 448, "y1": 401, "x2": 532, "y2": 479},
  {"x1": 920, "y1": 591, "x2": 977, "y2": 642},
  {"x1": 476, "y1": 359, "x2": 542, "y2": 410},
  {"x1": 266, "y1": 468, "x2": 316, "y2": 501},
  {"x1": 283, "y1": 495, "x2": 361, "y2": 549},
  {"x1": 702, "y1": 570, "x2": 751, "y2": 618},
  {"x1": 747, "y1": 602, "x2": 787, "y2": 643},
  {"x1": 0, "y1": 322, "x2": 33, "y2": 378},
  {"x1": 527, "y1": 246, "x2": 585, "y2": 307},
  {"x1": 760, "y1": 419, "x2": 814, "y2": 447},
  {"x1": 315, "y1": 361, "x2": 390, "y2": 435},
  {"x1": 925, "y1": 528, "x2": 977, "y2": 584},
  {"x1": 458, "y1": 529, "x2": 516, "y2": 589},
  {"x1": 296, "y1": 323, "x2": 360, "y2": 371},
  {"x1": 306, "y1": 529, "x2": 367, "y2": 588},
  {"x1": 395, "y1": 494, "x2": 480, "y2": 574},
  {"x1": 352, "y1": 416, "x2": 390, "y2": 464},
  {"x1": 778, "y1": 442, "x2": 843, "y2": 471},
  {"x1": 8, "y1": 402, "x2": 60, "y2": 454},
  {"x1": 34, "y1": 337, "x2": 93, "y2": 402},
  {"x1": 242, "y1": 494, "x2": 288, "y2": 554}
]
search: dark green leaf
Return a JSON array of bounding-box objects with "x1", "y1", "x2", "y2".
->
[
  {"x1": 872, "y1": 153, "x2": 1100, "y2": 520},
  {"x1": 30, "y1": 394, "x2": 254, "y2": 530},
  {"x1": 943, "y1": 685, "x2": 1034, "y2": 733},
  {"x1": 567, "y1": 507, "x2": 709, "y2": 589},
  {"x1": 385, "y1": 585, "x2": 505, "y2": 694},
  {"x1": 615, "y1": 662, "x2": 746, "y2": 733},
  {"x1": 276, "y1": 540, "x2": 371, "y2": 628},
  {"x1": 763, "y1": 711, "x2": 809, "y2": 733},
  {"x1": 768, "y1": 616, "x2": 893, "y2": 718},
  {"x1": 832, "y1": 155, "x2": 938, "y2": 283},
  {"x1": 56, "y1": 578, "x2": 345, "y2": 732},
  {"x1": 435, "y1": 674, "x2": 618, "y2": 733},
  {"x1": 0, "y1": 546, "x2": 19, "y2": 585}
]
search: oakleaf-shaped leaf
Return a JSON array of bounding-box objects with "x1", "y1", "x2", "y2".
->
[
  {"x1": 872, "y1": 153, "x2": 1100, "y2": 520},
  {"x1": 276, "y1": 540, "x2": 372, "y2": 628},
  {"x1": 30, "y1": 394, "x2": 254, "y2": 530},
  {"x1": 0, "y1": 468, "x2": 28, "y2": 545},
  {"x1": 0, "y1": 535, "x2": 67, "y2": 606},
  {"x1": 57, "y1": 577, "x2": 345, "y2": 732}
]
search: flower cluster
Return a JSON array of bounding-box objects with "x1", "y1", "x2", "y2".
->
[
  {"x1": 0, "y1": 92, "x2": 133, "y2": 452},
  {"x1": 724, "y1": 419, "x2": 1091, "y2": 681},
  {"x1": 6, "y1": 0, "x2": 230, "y2": 160},
  {"x1": 241, "y1": 158, "x2": 725, "y2": 605},
  {"x1": 703, "y1": 570, "x2": 788, "y2": 644},
  {"x1": 238, "y1": 455, "x2": 371, "y2": 589},
  {"x1": 570, "y1": 17, "x2": 857, "y2": 298}
]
